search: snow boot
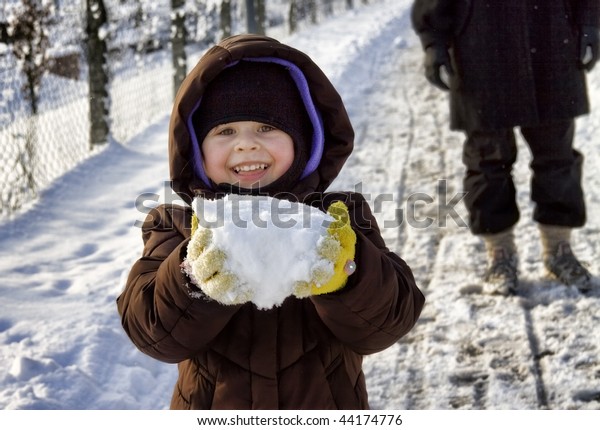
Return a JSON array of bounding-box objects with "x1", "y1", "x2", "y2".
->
[
  {"x1": 483, "y1": 247, "x2": 518, "y2": 296},
  {"x1": 543, "y1": 242, "x2": 592, "y2": 290},
  {"x1": 481, "y1": 229, "x2": 518, "y2": 296},
  {"x1": 539, "y1": 224, "x2": 593, "y2": 291}
]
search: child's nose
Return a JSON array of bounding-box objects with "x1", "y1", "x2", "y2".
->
[{"x1": 234, "y1": 132, "x2": 259, "y2": 151}]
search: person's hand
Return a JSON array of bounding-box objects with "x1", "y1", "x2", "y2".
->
[
  {"x1": 579, "y1": 26, "x2": 599, "y2": 71},
  {"x1": 184, "y1": 220, "x2": 251, "y2": 305},
  {"x1": 294, "y1": 201, "x2": 357, "y2": 297},
  {"x1": 424, "y1": 44, "x2": 454, "y2": 90}
]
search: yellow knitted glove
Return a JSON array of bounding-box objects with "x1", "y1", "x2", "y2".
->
[
  {"x1": 184, "y1": 215, "x2": 251, "y2": 305},
  {"x1": 294, "y1": 201, "x2": 357, "y2": 297}
]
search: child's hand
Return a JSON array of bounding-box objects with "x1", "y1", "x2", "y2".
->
[
  {"x1": 294, "y1": 201, "x2": 357, "y2": 297},
  {"x1": 184, "y1": 222, "x2": 252, "y2": 305}
]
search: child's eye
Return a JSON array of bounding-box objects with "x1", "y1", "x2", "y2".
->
[
  {"x1": 217, "y1": 127, "x2": 234, "y2": 136},
  {"x1": 258, "y1": 124, "x2": 276, "y2": 132}
]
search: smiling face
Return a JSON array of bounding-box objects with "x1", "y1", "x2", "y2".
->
[{"x1": 201, "y1": 121, "x2": 295, "y2": 189}]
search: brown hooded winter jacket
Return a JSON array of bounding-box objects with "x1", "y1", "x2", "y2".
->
[{"x1": 117, "y1": 34, "x2": 425, "y2": 410}]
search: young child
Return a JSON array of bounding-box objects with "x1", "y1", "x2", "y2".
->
[{"x1": 117, "y1": 34, "x2": 425, "y2": 410}]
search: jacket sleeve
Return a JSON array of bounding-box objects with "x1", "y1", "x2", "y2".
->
[
  {"x1": 116, "y1": 204, "x2": 241, "y2": 364},
  {"x1": 411, "y1": 0, "x2": 456, "y2": 49},
  {"x1": 310, "y1": 193, "x2": 425, "y2": 355}
]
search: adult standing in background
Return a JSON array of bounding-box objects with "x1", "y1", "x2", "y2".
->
[{"x1": 411, "y1": 1, "x2": 599, "y2": 294}]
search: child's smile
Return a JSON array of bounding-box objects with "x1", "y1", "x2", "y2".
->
[
  {"x1": 202, "y1": 121, "x2": 294, "y2": 189},
  {"x1": 230, "y1": 162, "x2": 271, "y2": 184},
  {"x1": 232, "y1": 163, "x2": 269, "y2": 173}
]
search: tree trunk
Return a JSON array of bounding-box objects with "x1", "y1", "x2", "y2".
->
[
  {"x1": 220, "y1": 0, "x2": 232, "y2": 38},
  {"x1": 0, "y1": 22, "x2": 9, "y2": 43},
  {"x1": 22, "y1": 117, "x2": 38, "y2": 195},
  {"x1": 308, "y1": 0, "x2": 317, "y2": 25},
  {"x1": 85, "y1": 0, "x2": 109, "y2": 148},
  {"x1": 255, "y1": 0, "x2": 266, "y2": 35},
  {"x1": 171, "y1": 0, "x2": 187, "y2": 96},
  {"x1": 323, "y1": 0, "x2": 333, "y2": 17},
  {"x1": 245, "y1": 0, "x2": 257, "y2": 34},
  {"x1": 289, "y1": 0, "x2": 299, "y2": 33}
]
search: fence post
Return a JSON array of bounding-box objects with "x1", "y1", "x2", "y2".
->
[
  {"x1": 85, "y1": 0, "x2": 109, "y2": 148},
  {"x1": 171, "y1": 0, "x2": 187, "y2": 96}
]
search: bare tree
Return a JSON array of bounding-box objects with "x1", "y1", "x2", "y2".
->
[
  {"x1": 10, "y1": 0, "x2": 52, "y2": 116},
  {"x1": 8, "y1": 0, "x2": 53, "y2": 195}
]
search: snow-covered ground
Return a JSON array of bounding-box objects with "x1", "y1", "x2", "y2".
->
[{"x1": 1, "y1": 0, "x2": 599, "y2": 412}]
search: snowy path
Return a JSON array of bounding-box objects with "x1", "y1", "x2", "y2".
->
[{"x1": 0, "y1": 0, "x2": 599, "y2": 410}]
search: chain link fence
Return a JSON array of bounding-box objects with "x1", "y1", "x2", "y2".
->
[
  {"x1": 1, "y1": 37, "x2": 90, "y2": 215},
  {"x1": 0, "y1": 0, "x2": 175, "y2": 216},
  {"x1": 0, "y1": 0, "x2": 374, "y2": 218}
]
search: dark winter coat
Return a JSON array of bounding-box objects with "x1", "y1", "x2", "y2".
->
[
  {"x1": 411, "y1": 0, "x2": 600, "y2": 131},
  {"x1": 117, "y1": 34, "x2": 425, "y2": 410}
]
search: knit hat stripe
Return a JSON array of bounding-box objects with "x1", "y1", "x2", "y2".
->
[{"x1": 188, "y1": 97, "x2": 210, "y2": 186}]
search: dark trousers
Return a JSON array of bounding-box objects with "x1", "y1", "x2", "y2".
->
[{"x1": 462, "y1": 119, "x2": 586, "y2": 235}]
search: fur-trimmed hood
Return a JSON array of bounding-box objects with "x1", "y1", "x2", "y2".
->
[{"x1": 168, "y1": 34, "x2": 355, "y2": 203}]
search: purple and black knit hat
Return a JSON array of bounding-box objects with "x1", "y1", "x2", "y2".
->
[{"x1": 188, "y1": 58, "x2": 324, "y2": 189}]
